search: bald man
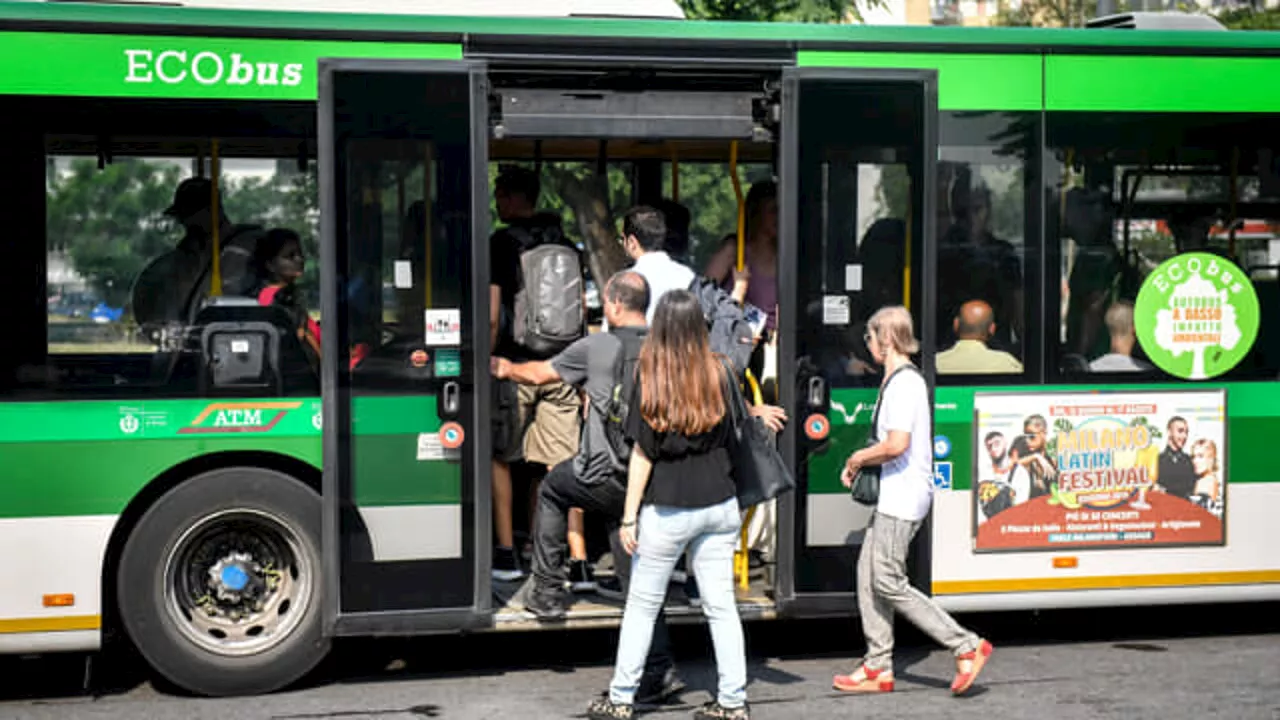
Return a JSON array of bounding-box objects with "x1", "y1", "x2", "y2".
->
[{"x1": 936, "y1": 300, "x2": 1024, "y2": 375}]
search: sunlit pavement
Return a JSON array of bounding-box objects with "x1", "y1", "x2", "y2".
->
[{"x1": 2, "y1": 603, "x2": 1277, "y2": 719}]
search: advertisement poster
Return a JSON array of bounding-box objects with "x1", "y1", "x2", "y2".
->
[{"x1": 973, "y1": 390, "x2": 1226, "y2": 552}]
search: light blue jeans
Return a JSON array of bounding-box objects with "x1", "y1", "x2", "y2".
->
[{"x1": 609, "y1": 497, "x2": 747, "y2": 708}]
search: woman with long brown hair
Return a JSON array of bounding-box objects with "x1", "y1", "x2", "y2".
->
[{"x1": 587, "y1": 290, "x2": 749, "y2": 720}]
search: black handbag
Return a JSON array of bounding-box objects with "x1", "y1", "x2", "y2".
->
[
  {"x1": 850, "y1": 363, "x2": 919, "y2": 506},
  {"x1": 721, "y1": 360, "x2": 795, "y2": 508}
]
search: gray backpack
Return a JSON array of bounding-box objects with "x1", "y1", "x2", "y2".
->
[{"x1": 510, "y1": 225, "x2": 586, "y2": 357}]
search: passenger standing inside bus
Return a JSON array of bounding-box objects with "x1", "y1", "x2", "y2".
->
[
  {"x1": 836, "y1": 306, "x2": 993, "y2": 696},
  {"x1": 489, "y1": 166, "x2": 583, "y2": 581},
  {"x1": 704, "y1": 180, "x2": 778, "y2": 388},
  {"x1": 615, "y1": 206, "x2": 695, "y2": 326},
  {"x1": 588, "y1": 290, "x2": 749, "y2": 720}
]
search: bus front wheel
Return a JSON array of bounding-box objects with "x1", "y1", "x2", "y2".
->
[{"x1": 117, "y1": 467, "x2": 329, "y2": 696}]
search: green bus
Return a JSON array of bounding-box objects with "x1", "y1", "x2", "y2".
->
[{"x1": 3, "y1": 0, "x2": 1279, "y2": 698}]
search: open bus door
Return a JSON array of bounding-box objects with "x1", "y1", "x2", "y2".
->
[
  {"x1": 777, "y1": 67, "x2": 938, "y2": 615},
  {"x1": 318, "y1": 59, "x2": 492, "y2": 634}
]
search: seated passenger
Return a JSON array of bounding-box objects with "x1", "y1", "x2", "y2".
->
[
  {"x1": 130, "y1": 177, "x2": 262, "y2": 335},
  {"x1": 251, "y1": 228, "x2": 321, "y2": 359},
  {"x1": 1089, "y1": 300, "x2": 1152, "y2": 373},
  {"x1": 936, "y1": 300, "x2": 1024, "y2": 375}
]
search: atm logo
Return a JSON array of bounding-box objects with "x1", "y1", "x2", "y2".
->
[{"x1": 179, "y1": 402, "x2": 304, "y2": 434}]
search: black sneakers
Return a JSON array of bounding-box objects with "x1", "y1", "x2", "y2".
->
[
  {"x1": 492, "y1": 546, "x2": 525, "y2": 582},
  {"x1": 635, "y1": 667, "x2": 686, "y2": 705},
  {"x1": 524, "y1": 582, "x2": 567, "y2": 621},
  {"x1": 569, "y1": 559, "x2": 597, "y2": 593},
  {"x1": 595, "y1": 576, "x2": 626, "y2": 601}
]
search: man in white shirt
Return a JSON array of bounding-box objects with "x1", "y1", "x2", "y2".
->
[
  {"x1": 1089, "y1": 300, "x2": 1152, "y2": 372},
  {"x1": 614, "y1": 205, "x2": 695, "y2": 325}
]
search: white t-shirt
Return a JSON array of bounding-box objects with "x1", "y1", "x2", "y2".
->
[{"x1": 874, "y1": 368, "x2": 935, "y2": 522}]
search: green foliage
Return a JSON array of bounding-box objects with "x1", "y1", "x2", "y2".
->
[
  {"x1": 46, "y1": 158, "x2": 183, "y2": 307},
  {"x1": 678, "y1": 0, "x2": 883, "y2": 22},
  {"x1": 995, "y1": 0, "x2": 1096, "y2": 27},
  {"x1": 665, "y1": 162, "x2": 774, "y2": 270},
  {"x1": 1215, "y1": 6, "x2": 1280, "y2": 29},
  {"x1": 994, "y1": 0, "x2": 1280, "y2": 29},
  {"x1": 46, "y1": 157, "x2": 320, "y2": 310},
  {"x1": 488, "y1": 160, "x2": 774, "y2": 280}
]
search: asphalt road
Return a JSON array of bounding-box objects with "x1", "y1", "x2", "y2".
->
[{"x1": 2, "y1": 602, "x2": 1278, "y2": 720}]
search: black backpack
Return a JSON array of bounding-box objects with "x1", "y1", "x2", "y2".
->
[
  {"x1": 508, "y1": 220, "x2": 586, "y2": 357},
  {"x1": 687, "y1": 275, "x2": 755, "y2": 382},
  {"x1": 601, "y1": 329, "x2": 646, "y2": 475}
]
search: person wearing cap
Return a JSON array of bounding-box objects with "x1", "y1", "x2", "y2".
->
[{"x1": 131, "y1": 177, "x2": 263, "y2": 334}]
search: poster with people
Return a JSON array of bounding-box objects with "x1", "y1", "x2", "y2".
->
[{"x1": 973, "y1": 390, "x2": 1226, "y2": 552}]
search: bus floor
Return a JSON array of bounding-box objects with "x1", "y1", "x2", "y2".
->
[{"x1": 492, "y1": 552, "x2": 778, "y2": 630}]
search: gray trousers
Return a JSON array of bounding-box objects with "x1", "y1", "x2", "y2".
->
[{"x1": 857, "y1": 511, "x2": 979, "y2": 672}]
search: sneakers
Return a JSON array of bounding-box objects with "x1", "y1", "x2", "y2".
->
[
  {"x1": 492, "y1": 546, "x2": 525, "y2": 582},
  {"x1": 595, "y1": 576, "x2": 626, "y2": 601},
  {"x1": 693, "y1": 701, "x2": 750, "y2": 720},
  {"x1": 635, "y1": 667, "x2": 686, "y2": 705},
  {"x1": 569, "y1": 559, "x2": 597, "y2": 593},
  {"x1": 524, "y1": 582, "x2": 566, "y2": 621},
  {"x1": 586, "y1": 698, "x2": 633, "y2": 720}
]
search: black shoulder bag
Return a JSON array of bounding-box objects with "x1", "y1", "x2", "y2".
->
[
  {"x1": 720, "y1": 359, "x2": 795, "y2": 508},
  {"x1": 850, "y1": 363, "x2": 919, "y2": 506}
]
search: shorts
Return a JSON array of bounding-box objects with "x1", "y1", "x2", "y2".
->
[{"x1": 492, "y1": 379, "x2": 581, "y2": 467}]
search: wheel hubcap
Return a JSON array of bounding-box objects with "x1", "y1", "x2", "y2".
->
[{"x1": 164, "y1": 508, "x2": 312, "y2": 657}]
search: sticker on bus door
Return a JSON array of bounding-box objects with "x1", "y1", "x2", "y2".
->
[
  {"x1": 425, "y1": 309, "x2": 461, "y2": 346},
  {"x1": 822, "y1": 295, "x2": 850, "y2": 325}
]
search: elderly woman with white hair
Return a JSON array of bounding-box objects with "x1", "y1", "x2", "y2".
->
[{"x1": 834, "y1": 305, "x2": 994, "y2": 697}]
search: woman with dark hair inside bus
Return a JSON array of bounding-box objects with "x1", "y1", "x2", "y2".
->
[
  {"x1": 587, "y1": 290, "x2": 749, "y2": 720},
  {"x1": 251, "y1": 228, "x2": 322, "y2": 360}
]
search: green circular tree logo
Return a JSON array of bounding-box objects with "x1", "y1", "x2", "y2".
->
[{"x1": 1135, "y1": 252, "x2": 1260, "y2": 380}]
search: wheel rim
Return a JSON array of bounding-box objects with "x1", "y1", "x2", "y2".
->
[{"x1": 163, "y1": 508, "x2": 313, "y2": 658}]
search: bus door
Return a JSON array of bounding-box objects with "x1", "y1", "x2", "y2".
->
[
  {"x1": 778, "y1": 68, "x2": 938, "y2": 613},
  {"x1": 318, "y1": 59, "x2": 491, "y2": 633}
]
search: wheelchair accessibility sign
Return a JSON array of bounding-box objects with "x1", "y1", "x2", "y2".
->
[{"x1": 933, "y1": 462, "x2": 953, "y2": 490}]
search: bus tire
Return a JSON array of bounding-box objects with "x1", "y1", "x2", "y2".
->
[{"x1": 117, "y1": 467, "x2": 329, "y2": 697}]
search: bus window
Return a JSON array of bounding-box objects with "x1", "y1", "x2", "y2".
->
[
  {"x1": 934, "y1": 112, "x2": 1038, "y2": 382},
  {"x1": 42, "y1": 144, "x2": 320, "y2": 397},
  {"x1": 1046, "y1": 112, "x2": 1280, "y2": 381}
]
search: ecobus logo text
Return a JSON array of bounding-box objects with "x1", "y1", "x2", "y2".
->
[{"x1": 124, "y1": 49, "x2": 304, "y2": 87}]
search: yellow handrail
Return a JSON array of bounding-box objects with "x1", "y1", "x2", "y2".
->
[
  {"x1": 902, "y1": 187, "x2": 911, "y2": 309},
  {"x1": 729, "y1": 141, "x2": 745, "y2": 272},
  {"x1": 209, "y1": 138, "x2": 222, "y2": 297}
]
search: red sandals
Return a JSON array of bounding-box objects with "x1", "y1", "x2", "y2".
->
[
  {"x1": 833, "y1": 665, "x2": 895, "y2": 693},
  {"x1": 950, "y1": 639, "x2": 993, "y2": 696}
]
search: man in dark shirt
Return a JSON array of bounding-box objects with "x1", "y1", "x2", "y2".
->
[
  {"x1": 492, "y1": 270, "x2": 684, "y2": 704},
  {"x1": 488, "y1": 166, "x2": 584, "y2": 581},
  {"x1": 1157, "y1": 416, "x2": 1197, "y2": 499}
]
